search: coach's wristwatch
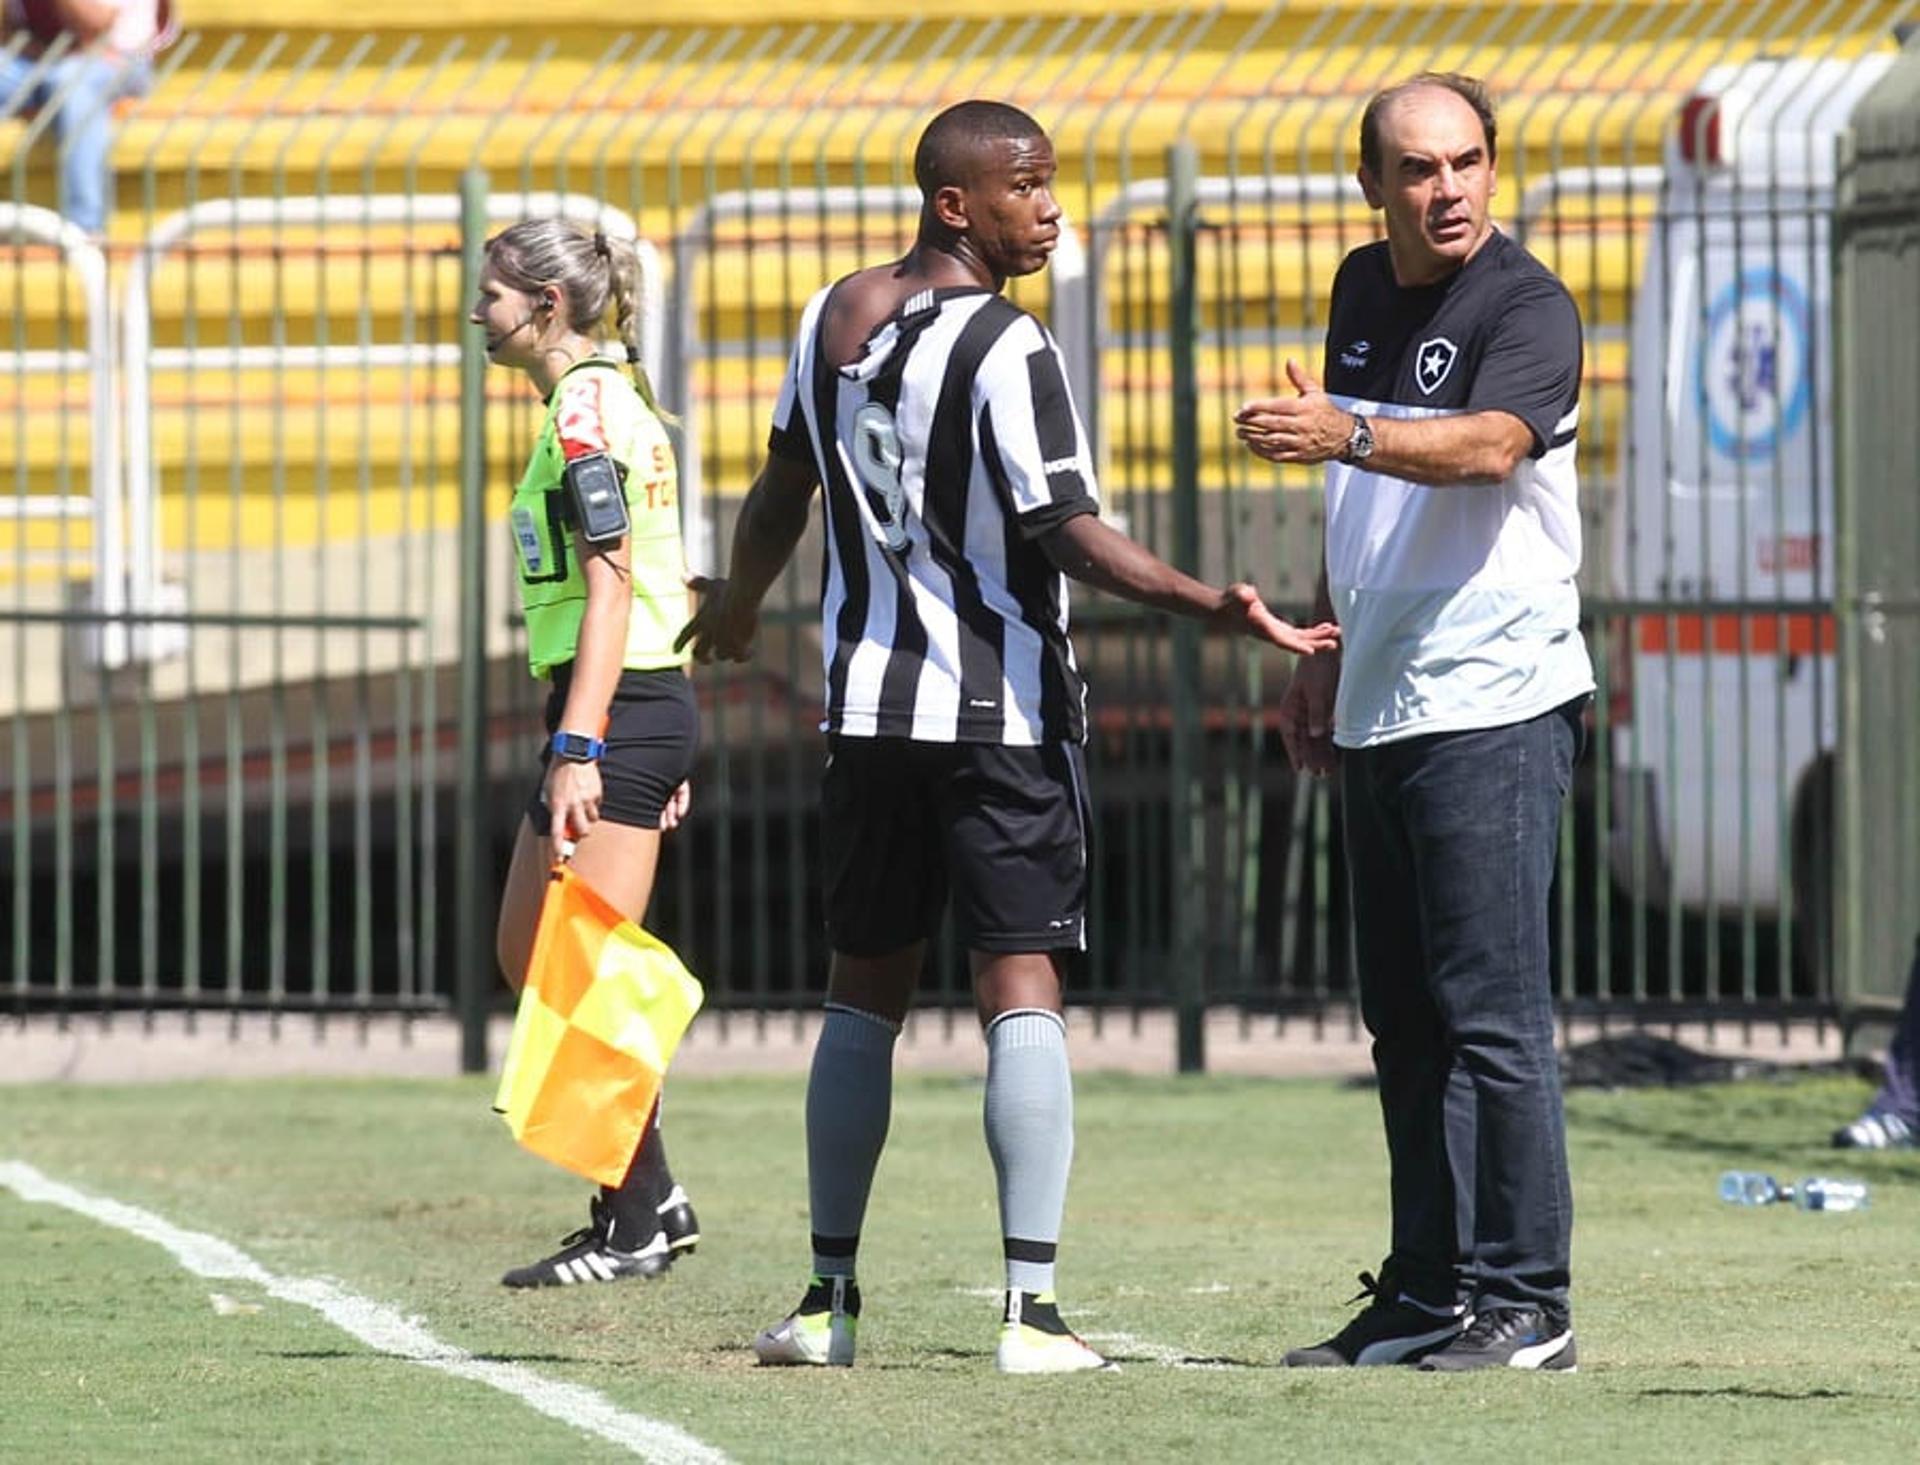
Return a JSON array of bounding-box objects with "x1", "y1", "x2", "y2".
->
[
  {"x1": 1339, "y1": 411, "x2": 1375, "y2": 465},
  {"x1": 550, "y1": 730, "x2": 606, "y2": 763}
]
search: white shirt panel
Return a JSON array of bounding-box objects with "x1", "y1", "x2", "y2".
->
[{"x1": 1327, "y1": 396, "x2": 1594, "y2": 748}]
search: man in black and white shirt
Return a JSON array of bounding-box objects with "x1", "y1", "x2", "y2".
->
[
  {"x1": 1237, "y1": 73, "x2": 1592, "y2": 1374},
  {"x1": 681, "y1": 98, "x2": 1336, "y2": 1375}
]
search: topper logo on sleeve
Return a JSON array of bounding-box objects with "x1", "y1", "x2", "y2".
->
[
  {"x1": 1339, "y1": 339, "x2": 1372, "y2": 370},
  {"x1": 1415, "y1": 337, "x2": 1459, "y2": 396}
]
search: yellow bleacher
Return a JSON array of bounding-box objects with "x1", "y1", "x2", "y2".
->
[{"x1": 0, "y1": 0, "x2": 1907, "y2": 582}]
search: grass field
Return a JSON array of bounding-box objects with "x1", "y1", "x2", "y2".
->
[{"x1": 3, "y1": 1067, "x2": 1917, "y2": 1464}]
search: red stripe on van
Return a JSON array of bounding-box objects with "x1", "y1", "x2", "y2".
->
[{"x1": 1635, "y1": 613, "x2": 1836, "y2": 656}]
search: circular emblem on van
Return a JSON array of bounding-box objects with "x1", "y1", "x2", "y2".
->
[{"x1": 1697, "y1": 268, "x2": 1811, "y2": 461}]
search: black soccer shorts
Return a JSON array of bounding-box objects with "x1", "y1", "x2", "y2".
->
[
  {"x1": 820, "y1": 734, "x2": 1090, "y2": 957},
  {"x1": 526, "y1": 665, "x2": 699, "y2": 834}
]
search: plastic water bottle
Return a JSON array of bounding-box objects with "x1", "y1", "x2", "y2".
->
[
  {"x1": 1718, "y1": 1170, "x2": 1786, "y2": 1206},
  {"x1": 1794, "y1": 1177, "x2": 1870, "y2": 1213},
  {"x1": 1718, "y1": 1171, "x2": 1870, "y2": 1210}
]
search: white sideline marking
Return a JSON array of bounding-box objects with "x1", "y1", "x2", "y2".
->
[
  {"x1": 1080, "y1": 1332, "x2": 1245, "y2": 1371},
  {"x1": 0, "y1": 1161, "x2": 729, "y2": 1465}
]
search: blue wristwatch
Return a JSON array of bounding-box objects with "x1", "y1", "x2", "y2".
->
[{"x1": 550, "y1": 730, "x2": 606, "y2": 762}]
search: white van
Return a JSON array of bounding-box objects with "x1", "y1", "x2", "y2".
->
[{"x1": 1607, "y1": 52, "x2": 1895, "y2": 960}]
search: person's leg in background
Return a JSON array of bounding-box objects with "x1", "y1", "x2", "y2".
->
[
  {"x1": 1833, "y1": 933, "x2": 1920, "y2": 1149},
  {"x1": 44, "y1": 54, "x2": 151, "y2": 236}
]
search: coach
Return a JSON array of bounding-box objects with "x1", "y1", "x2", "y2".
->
[{"x1": 1236, "y1": 72, "x2": 1592, "y2": 1373}]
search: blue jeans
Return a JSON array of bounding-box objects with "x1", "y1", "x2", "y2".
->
[
  {"x1": 1341, "y1": 699, "x2": 1582, "y2": 1317},
  {"x1": 1, "y1": 51, "x2": 153, "y2": 235}
]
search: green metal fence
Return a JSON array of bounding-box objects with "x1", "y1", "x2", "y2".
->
[
  {"x1": 2, "y1": 3, "x2": 1912, "y2": 1066},
  {"x1": 1833, "y1": 32, "x2": 1920, "y2": 1052}
]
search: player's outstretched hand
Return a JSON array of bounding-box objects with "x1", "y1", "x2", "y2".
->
[
  {"x1": 675, "y1": 575, "x2": 759, "y2": 664},
  {"x1": 1215, "y1": 582, "x2": 1340, "y2": 656}
]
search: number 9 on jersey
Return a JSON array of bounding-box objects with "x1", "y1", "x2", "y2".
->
[{"x1": 851, "y1": 402, "x2": 909, "y2": 553}]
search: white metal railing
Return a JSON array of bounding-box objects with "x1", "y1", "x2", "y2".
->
[
  {"x1": 0, "y1": 204, "x2": 122, "y2": 665},
  {"x1": 117, "y1": 191, "x2": 664, "y2": 661},
  {"x1": 667, "y1": 186, "x2": 1089, "y2": 574}
]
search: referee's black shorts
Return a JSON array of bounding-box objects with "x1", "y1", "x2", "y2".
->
[
  {"x1": 821, "y1": 734, "x2": 1090, "y2": 958},
  {"x1": 525, "y1": 664, "x2": 699, "y2": 835}
]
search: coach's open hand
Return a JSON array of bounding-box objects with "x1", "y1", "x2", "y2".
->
[
  {"x1": 675, "y1": 575, "x2": 759, "y2": 664},
  {"x1": 1234, "y1": 360, "x2": 1355, "y2": 465},
  {"x1": 1215, "y1": 583, "x2": 1340, "y2": 656}
]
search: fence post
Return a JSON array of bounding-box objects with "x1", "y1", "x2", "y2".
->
[
  {"x1": 1832, "y1": 41, "x2": 1920, "y2": 1051},
  {"x1": 456, "y1": 167, "x2": 492, "y2": 1074},
  {"x1": 1167, "y1": 141, "x2": 1205, "y2": 1074}
]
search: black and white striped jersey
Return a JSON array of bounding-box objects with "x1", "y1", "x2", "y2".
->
[{"x1": 768, "y1": 283, "x2": 1099, "y2": 745}]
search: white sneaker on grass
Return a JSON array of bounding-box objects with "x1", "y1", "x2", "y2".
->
[
  {"x1": 994, "y1": 1290, "x2": 1115, "y2": 1374},
  {"x1": 752, "y1": 1275, "x2": 859, "y2": 1366}
]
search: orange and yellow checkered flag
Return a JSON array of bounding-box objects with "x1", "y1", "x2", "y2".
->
[{"x1": 492, "y1": 863, "x2": 704, "y2": 1186}]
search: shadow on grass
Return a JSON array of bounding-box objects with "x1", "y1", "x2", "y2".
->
[
  {"x1": 1638, "y1": 1385, "x2": 1853, "y2": 1401},
  {"x1": 919, "y1": 1345, "x2": 1273, "y2": 1370}
]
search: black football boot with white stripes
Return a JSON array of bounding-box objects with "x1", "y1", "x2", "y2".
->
[
  {"x1": 501, "y1": 1196, "x2": 673, "y2": 1288},
  {"x1": 1282, "y1": 1268, "x2": 1469, "y2": 1366},
  {"x1": 657, "y1": 1183, "x2": 700, "y2": 1259},
  {"x1": 1418, "y1": 1305, "x2": 1577, "y2": 1372}
]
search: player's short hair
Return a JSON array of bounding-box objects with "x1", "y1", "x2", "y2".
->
[
  {"x1": 1359, "y1": 72, "x2": 1498, "y2": 177},
  {"x1": 913, "y1": 99, "x2": 1046, "y2": 196}
]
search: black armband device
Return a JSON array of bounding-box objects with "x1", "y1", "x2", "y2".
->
[{"x1": 562, "y1": 452, "x2": 631, "y2": 544}]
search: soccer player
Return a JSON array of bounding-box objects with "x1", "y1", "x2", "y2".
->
[
  {"x1": 472, "y1": 217, "x2": 701, "y2": 1289},
  {"x1": 679, "y1": 99, "x2": 1338, "y2": 1373}
]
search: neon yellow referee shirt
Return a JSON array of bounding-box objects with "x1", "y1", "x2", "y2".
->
[{"x1": 508, "y1": 360, "x2": 687, "y2": 680}]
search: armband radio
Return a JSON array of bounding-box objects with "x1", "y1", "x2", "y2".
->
[{"x1": 562, "y1": 452, "x2": 631, "y2": 544}]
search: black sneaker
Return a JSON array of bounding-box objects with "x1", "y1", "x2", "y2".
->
[
  {"x1": 501, "y1": 1197, "x2": 673, "y2": 1288},
  {"x1": 1419, "y1": 1306, "x2": 1576, "y2": 1372},
  {"x1": 1283, "y1": 1270, "x2": 1468, "y2": 1367},
  {"x1": 657, "y1": 1184, "x2": 700, "y2": 1257}
]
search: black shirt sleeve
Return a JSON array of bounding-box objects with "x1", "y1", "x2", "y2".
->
[{"x1": 1466, "y1": 275, "x2": 1583, "y2": 457}]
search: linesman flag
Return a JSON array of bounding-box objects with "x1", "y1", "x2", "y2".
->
[{"x1": 493, "y1": 863, "x2": 704, "y2": 1186}]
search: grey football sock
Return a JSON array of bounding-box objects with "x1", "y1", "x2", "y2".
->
[
  {"x1": 983, "y1": 1008, "x2": 1073, "y2": 1296},
  {"x1": 806, "y1": 1004, "x2": 900, "y2": 1279}
]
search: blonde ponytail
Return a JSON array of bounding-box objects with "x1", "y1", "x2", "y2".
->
[{"x1": 485, "y1": 215, "x2": 675, "y2": 422}]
